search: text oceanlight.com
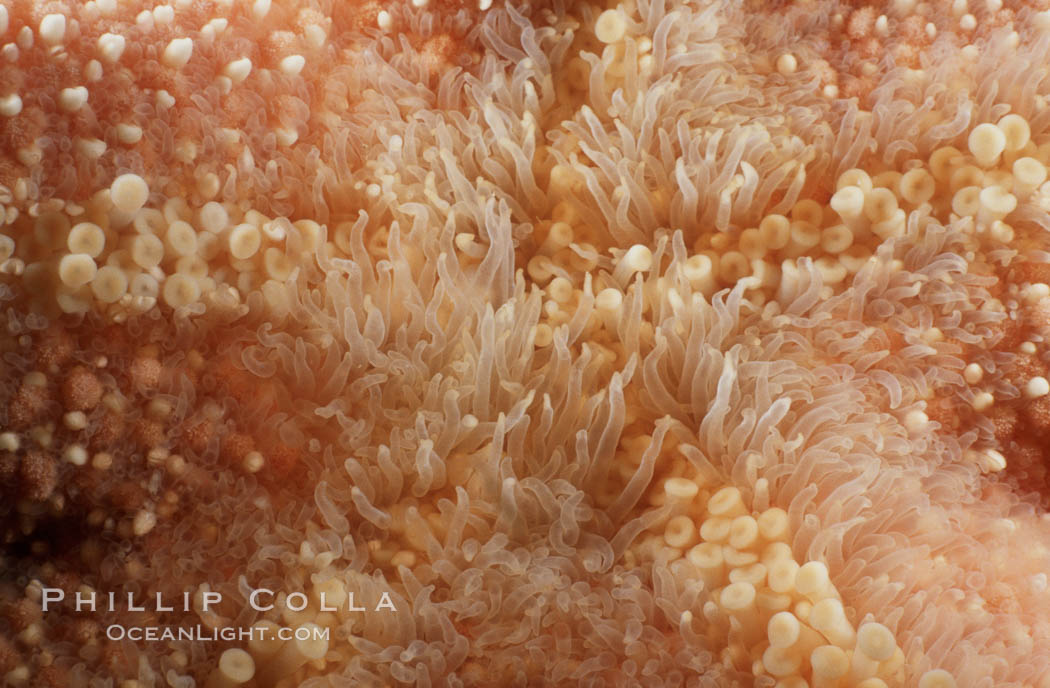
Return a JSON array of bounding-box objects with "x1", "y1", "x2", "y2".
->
[{"x1": 105, "y1": 624, "x2": 331, "y2": 643}]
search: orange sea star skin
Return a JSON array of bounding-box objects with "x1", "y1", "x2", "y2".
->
[{"x1": 0, "y1": 0, "x2": 1049, "y2": 686}]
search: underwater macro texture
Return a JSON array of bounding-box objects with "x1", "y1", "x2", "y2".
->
[{"x1": 0, "y1": 0, "x2": 1049, "y2": 686}]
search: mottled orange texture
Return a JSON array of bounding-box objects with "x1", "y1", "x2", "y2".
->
[
  {"x1": 62, "y1": 365, "x2": 103, "y2": 411},
  {"x1": 129, "y1": 354, "x2": 163, "y2": 390},
  {"x1": 988, "y1": 405, "x2": 1019, "y2": 442},
  {"x1": 65, "y1": 618, "x2": 100, "y2": 645},
  {"x1": 106, "y1": 481, "x2": 147, "y2": 513},
  {"x1": 846, "y1": 7, "x2": 875, "y2": 40},
  {"x1": 220, "y1": 431, "x2": 253, "y2": 465},
  {"x1": 1010, "y1": 441, "x2": 1049, "y2": 492},
  {"x1": 89, "y1": 411, "x2": 124, "y2": 450},
  {"x1": 131, "y1": 417, "x2": 165, "y2": 449},
  {"x1": 0, "y1": 598, "x2": 39, "y2": 633},
  {"x1": 1000, "y1": 352, "x2": 1043, "y2": 388},
  {"x1": 0, "y1": 452, "x2": 18, "y2": 487},
  {"x1": 7, "y1": 381, "x2": 48, "y2": 429},
  {"x1": 32, "y1": 666, "x2": 71, "y2": 688},
  {"x1": 34, "y1": 326, "x2": 74, "y2": 370},
  {"x1": 265, "y1": 442, "x2": 301, "y2": 480},
  {"x1": 98, "y1": 640, "x2": 138, "y2": 678},
  {"x1": 0, "y1": 0, "x2": 1048, "y2": 686},
  {"x1": 924, "y1": 393, "x2": 963, "y2": 432},
  {"x1": 20, "y1": 449, "x2": 58, "y2": 501},
  {"x1": 1023, "y1": 394, "x2": 1050, "y2": 433},
  {"x1": 0, "y1": 636, "x2": 18, "y2": 674}
]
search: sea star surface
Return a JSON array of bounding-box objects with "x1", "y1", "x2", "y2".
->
[{"x1": 0, "y1": 0, "x2": 1049, "y2": 687}]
